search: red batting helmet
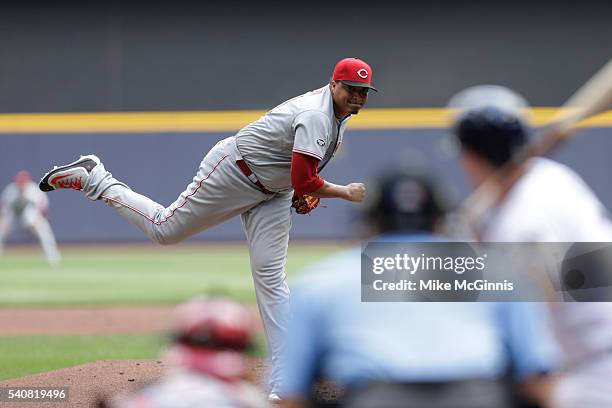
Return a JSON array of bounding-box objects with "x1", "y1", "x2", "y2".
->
[
  {"x1": 167, "y1": 297, "x2": 256, "y2": 381},
  {"x1": 171, "y1": 296, "x2": 255, "y2": 351}
]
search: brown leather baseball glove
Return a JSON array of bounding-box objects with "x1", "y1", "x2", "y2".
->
[{"x1": 291, "y1": 194, "x2": 321, "y2": 215}]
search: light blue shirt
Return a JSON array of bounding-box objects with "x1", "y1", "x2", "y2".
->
[{"x1": 281, "y1": 235, "x2": 559, "y2": 396}]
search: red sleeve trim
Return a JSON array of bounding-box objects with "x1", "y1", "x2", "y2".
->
[
  {"x1": 291, "y1": 152, "x2": 325, "y2": 196},
  {"x1": 292, "y1": 147, "x2": 323, "y2": 160}
]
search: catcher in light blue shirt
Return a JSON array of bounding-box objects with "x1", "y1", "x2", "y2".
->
[{"x1": 280, "y1": 168, "x2": 559, "y2": 408}]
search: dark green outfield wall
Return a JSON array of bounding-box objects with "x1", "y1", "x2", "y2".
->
[{"x1": 0, "y1": 1, "x2": 610, "y2": 113}]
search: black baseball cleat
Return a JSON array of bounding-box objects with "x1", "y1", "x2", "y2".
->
[{"x1": 39, "y1": 155, "x2": 101, "y2": 192}]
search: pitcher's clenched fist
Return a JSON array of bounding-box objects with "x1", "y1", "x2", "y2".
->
[{"x1": 345, "y1": 182, "x2": 366, "y2": 202}]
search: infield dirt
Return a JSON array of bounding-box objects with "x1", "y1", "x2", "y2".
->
[{"x1": 0, "y1": 306, "x2": 340, "y2": 407}]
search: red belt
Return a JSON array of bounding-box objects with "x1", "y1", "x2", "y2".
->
[{"x1": 236, "y1": 160, "x2": 274, "y2": 195}]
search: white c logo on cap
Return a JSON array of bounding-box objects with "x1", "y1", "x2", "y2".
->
[{"x1": 357, "y1": 69, "x2": 369, "y2": 79}]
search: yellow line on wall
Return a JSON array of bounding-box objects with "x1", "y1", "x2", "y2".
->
[{"x1": 0, "y1": 108, "x2": 610, "y2": 133}]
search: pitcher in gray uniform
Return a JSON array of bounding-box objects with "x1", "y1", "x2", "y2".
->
[{"x1": 38, "y1": 57, "x2": 377, "y2": 398}]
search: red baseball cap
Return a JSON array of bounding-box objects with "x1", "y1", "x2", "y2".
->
[
  {"x1": 15, "y1": 170, "x2": 32, "y2": 185},
  {"x1": 332, "y1": 57, "x2": 378, "y2": 92}
]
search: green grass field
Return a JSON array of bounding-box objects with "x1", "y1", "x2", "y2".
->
[
  {"x1": 0, "y1": 242, "x2": 346, "y2": 379},
  {"x1": 0, "y1": 242, "x2": 346, "y2": 305},
  {"x1": 0, "y1": 334, "x2": 162, "y2": 380}
]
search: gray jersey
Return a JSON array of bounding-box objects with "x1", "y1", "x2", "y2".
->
[{"x1": 235, "y1": 85, "x2": 350, "y2": 191}]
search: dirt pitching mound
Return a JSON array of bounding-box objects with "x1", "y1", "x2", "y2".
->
[
  {"x1": 0, "y1": 306, "x2": 339, "y2": 406},
  {"x1": 0, "y1": 358, "x2": 341, "y2": 407},
  {"x1": 0, "y1": 360, "x2": 165, "y2": 408}
]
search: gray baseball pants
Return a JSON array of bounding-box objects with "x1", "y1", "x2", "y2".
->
[
  {"x1": 82, "y1": 136, "x2": 291, "y2": 393},
  {"x1": 0, "y1": 206, "x2": 61, "y2": 266}
]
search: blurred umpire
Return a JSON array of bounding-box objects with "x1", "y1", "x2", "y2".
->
[
  {"x1": 279, "y1": 165, "x2": 559, "y2": 408},
  {"x1": 448, "y1": 85, "x2": 612, "y2": 408}
]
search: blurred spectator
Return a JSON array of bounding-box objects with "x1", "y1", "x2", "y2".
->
[
  {"x1": 0, "y1": 170, "x2": 60, "y2": 265},
  {"x1": 279, "y1": 167, "x2": 558, "y2": 408},
  {"x1": 111, "y1": 297, "x2": 268, "y2": 408},
  {"x1": 448, "y1": 85, "x2": 612, "y2": 408}
]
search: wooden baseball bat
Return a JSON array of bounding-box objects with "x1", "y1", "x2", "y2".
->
[{"x1": 457, "y1": 58, "x2": 612, "y2": 237}]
